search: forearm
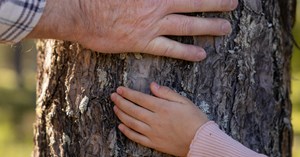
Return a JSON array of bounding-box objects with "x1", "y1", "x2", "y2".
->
[
  {"x1": 188, "y1": 121, "x2": 267, "y2": 157},
  {"x1": 26, "y1": 0, "x2": 83, "y2": 41}
]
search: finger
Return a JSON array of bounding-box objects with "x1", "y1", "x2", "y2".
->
[
  {"x1": 116, "y1": 87, "x2": 163, "y2": 112},
  {"x1": 167, "y1": 0, "x2": 238, "y2": 13},
  {"x1": 160, "y1": 15, "x2": 232, "y2": 36},
  {"x1": 144, "y1": 36, "x2": 206, "y2": 61},
  {"x1": 111, "y1": 93, "x2": 154, "y2": 124},
  {"x1": 113, "y1": 105, "x2": 151, "y2": 134},
  {"x1": 150, "y1": 82, "x2": 191, "y2": 104},
  {"x1": 118, "y1": 123, "x2": 152, "y2": 148}
]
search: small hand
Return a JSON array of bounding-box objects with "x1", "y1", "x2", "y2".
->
[
  {"x1": 28, "y1": 0, "x2": 238, "y2": 61},
  {"x1": 111, "y1": 82, "x2": 209, "y2": 156}
]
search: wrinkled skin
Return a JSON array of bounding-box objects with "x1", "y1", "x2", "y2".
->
[
  {"x1": 111, "y1": 82, "x2": 209, "y2": 156},
  {"x1": 28, "y1": 0, "x2": 238, "y2": 61}
]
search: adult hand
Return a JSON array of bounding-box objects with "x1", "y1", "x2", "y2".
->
[
  {"x1": 27, "y1": 0, "x2": 238, "y2": 61},
  {"x1": 110, "y1": 82, "x2": 209, "y2": 156}
]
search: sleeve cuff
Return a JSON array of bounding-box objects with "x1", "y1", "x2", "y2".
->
[
  {"x1": 0, "y1": 0, "x2": 46, "y2": 43},
  {"x1": 187, "y1": 121, "x2": 267, "y2": 157}
]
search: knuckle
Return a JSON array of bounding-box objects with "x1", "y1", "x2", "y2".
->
[
  {"x1": 192, "y1": 0, "x2": 204, "y2": 9},
  {"x1": 127, "y1": 120, "x2": 139, "y2": 129},
  {"x1": 162, "y1": 45, "x2": 172, "y2": 57},
  {"x1": 130, "y1": 107, "x2": 150, "y2": 123},
  {"x1": 143, "y1": 40, "x2": 155, "y2": 54},
  {"x1": 130, "y1": 107, "x2": 141, "y2": 117},
  {"x1": 179, "y1": 19, "x2": 192, "y2": 35},
  {"x1": 129, "y1": 92, "x2": 142, "y2": 102},
  {"x1": 135, "y1": 109, "x2": 144, "y2": 118},
  {"x1": 145, "y1": 38, "x2": 163, "y2": 55},
  {"x1": 161, "y1": 86, "x2": 173, "y2": 95},
  {"x1": 159, "y1": 105, "x2": 170, "y2": 115},
  {"x1": 162, "y1": 47, "x2": 169, "y2": 56}
]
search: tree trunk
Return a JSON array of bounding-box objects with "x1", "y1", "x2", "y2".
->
[{"x1": 33, "y1": 0, "x2": 296, "y2": 156}]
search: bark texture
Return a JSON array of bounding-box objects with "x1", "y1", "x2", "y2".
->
[{"x1": 33, "y1": 0, "x2": 296, "y2": 156}]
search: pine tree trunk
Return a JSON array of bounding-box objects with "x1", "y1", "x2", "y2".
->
[{"x1": 33, "y1": 0, "x2": 296, "y2": 156}]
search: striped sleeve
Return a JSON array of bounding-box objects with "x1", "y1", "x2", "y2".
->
[
  {"x1": 0, "y1": 0, "x2": 46, "y2": 44},
  {"x1": 187, "y1": 121, "x2": 268, "y2": 157}
]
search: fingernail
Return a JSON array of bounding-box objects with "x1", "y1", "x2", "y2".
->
[
  {"x1": 231, "y1": 0, "x2": 238, "y2": 10},
  {"x1": 152, "y1": 82, "x2": 160, "y2": 90},
  {"x1": 113, "y1": 105, "x2": 118, "y2": 112},
  {"x1": 117, "y1": 87, "x2": 123, "y2": 95},
  {"x1": 118, "y1": 124, "x2": 122, "y2": 130},
  {"x1": 221, "y1": 21, "x2": 232, "y2": 34},
  {"x1": 110, "y1": 93, "x2": 115, "y2": 101},
  {"x1": 198, "y1": 49, "x2": 206, "y2": 61},
  {"x1": 194, "y1": 48, "x2": 206, "y2": 61}
]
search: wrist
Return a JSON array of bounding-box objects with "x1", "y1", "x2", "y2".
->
[
  {"x1": 183, "y1": 112, "x2": 209, "y2": 156},
  {"x1": 26, "y1": 0, "x2": 82, "y2": 41}
]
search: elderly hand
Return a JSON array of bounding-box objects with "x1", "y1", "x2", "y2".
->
[
  {"x1": 111, "y1": 82, "x2": 209, "y2": 156},
  {"x1": 28, "y1": 0, "x2": 238, "y2": 61}
]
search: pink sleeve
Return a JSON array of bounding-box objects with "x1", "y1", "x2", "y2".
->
[{"x1": 187, "y1": 121, "x2": 267, "y2": 157}]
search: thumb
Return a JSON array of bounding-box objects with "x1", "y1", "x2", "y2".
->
[{"x1": 150, "y1": 82, "x2": 190, "y2": 104}]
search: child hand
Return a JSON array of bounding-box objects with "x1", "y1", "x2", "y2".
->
[{"x1": 110, "y1": 82, "x2": 209, "y2": 156}]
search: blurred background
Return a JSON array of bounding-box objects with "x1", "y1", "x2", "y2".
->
[
  {"x1": 0, "y1": 3, "x2": 300, "y2": 157},
  {"x1": 291, "y1": 1, "x2": 300, "y2": 156}
]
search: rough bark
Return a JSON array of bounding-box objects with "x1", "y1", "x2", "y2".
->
[{"x1": 33, "y1": 0, "x2": 296, "y2": 157}]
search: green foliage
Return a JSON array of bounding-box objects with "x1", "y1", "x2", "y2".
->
[
  {"x1": 0, "y1": 42, "x2": 36, "y2": 157},
  {"x1": 291, "y1": 2, "x2": 300, "y2": 157}
]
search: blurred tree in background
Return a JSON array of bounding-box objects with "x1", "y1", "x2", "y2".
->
[{"x1": 0, "y1": 2, "x2": 300, "y2": 157}]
